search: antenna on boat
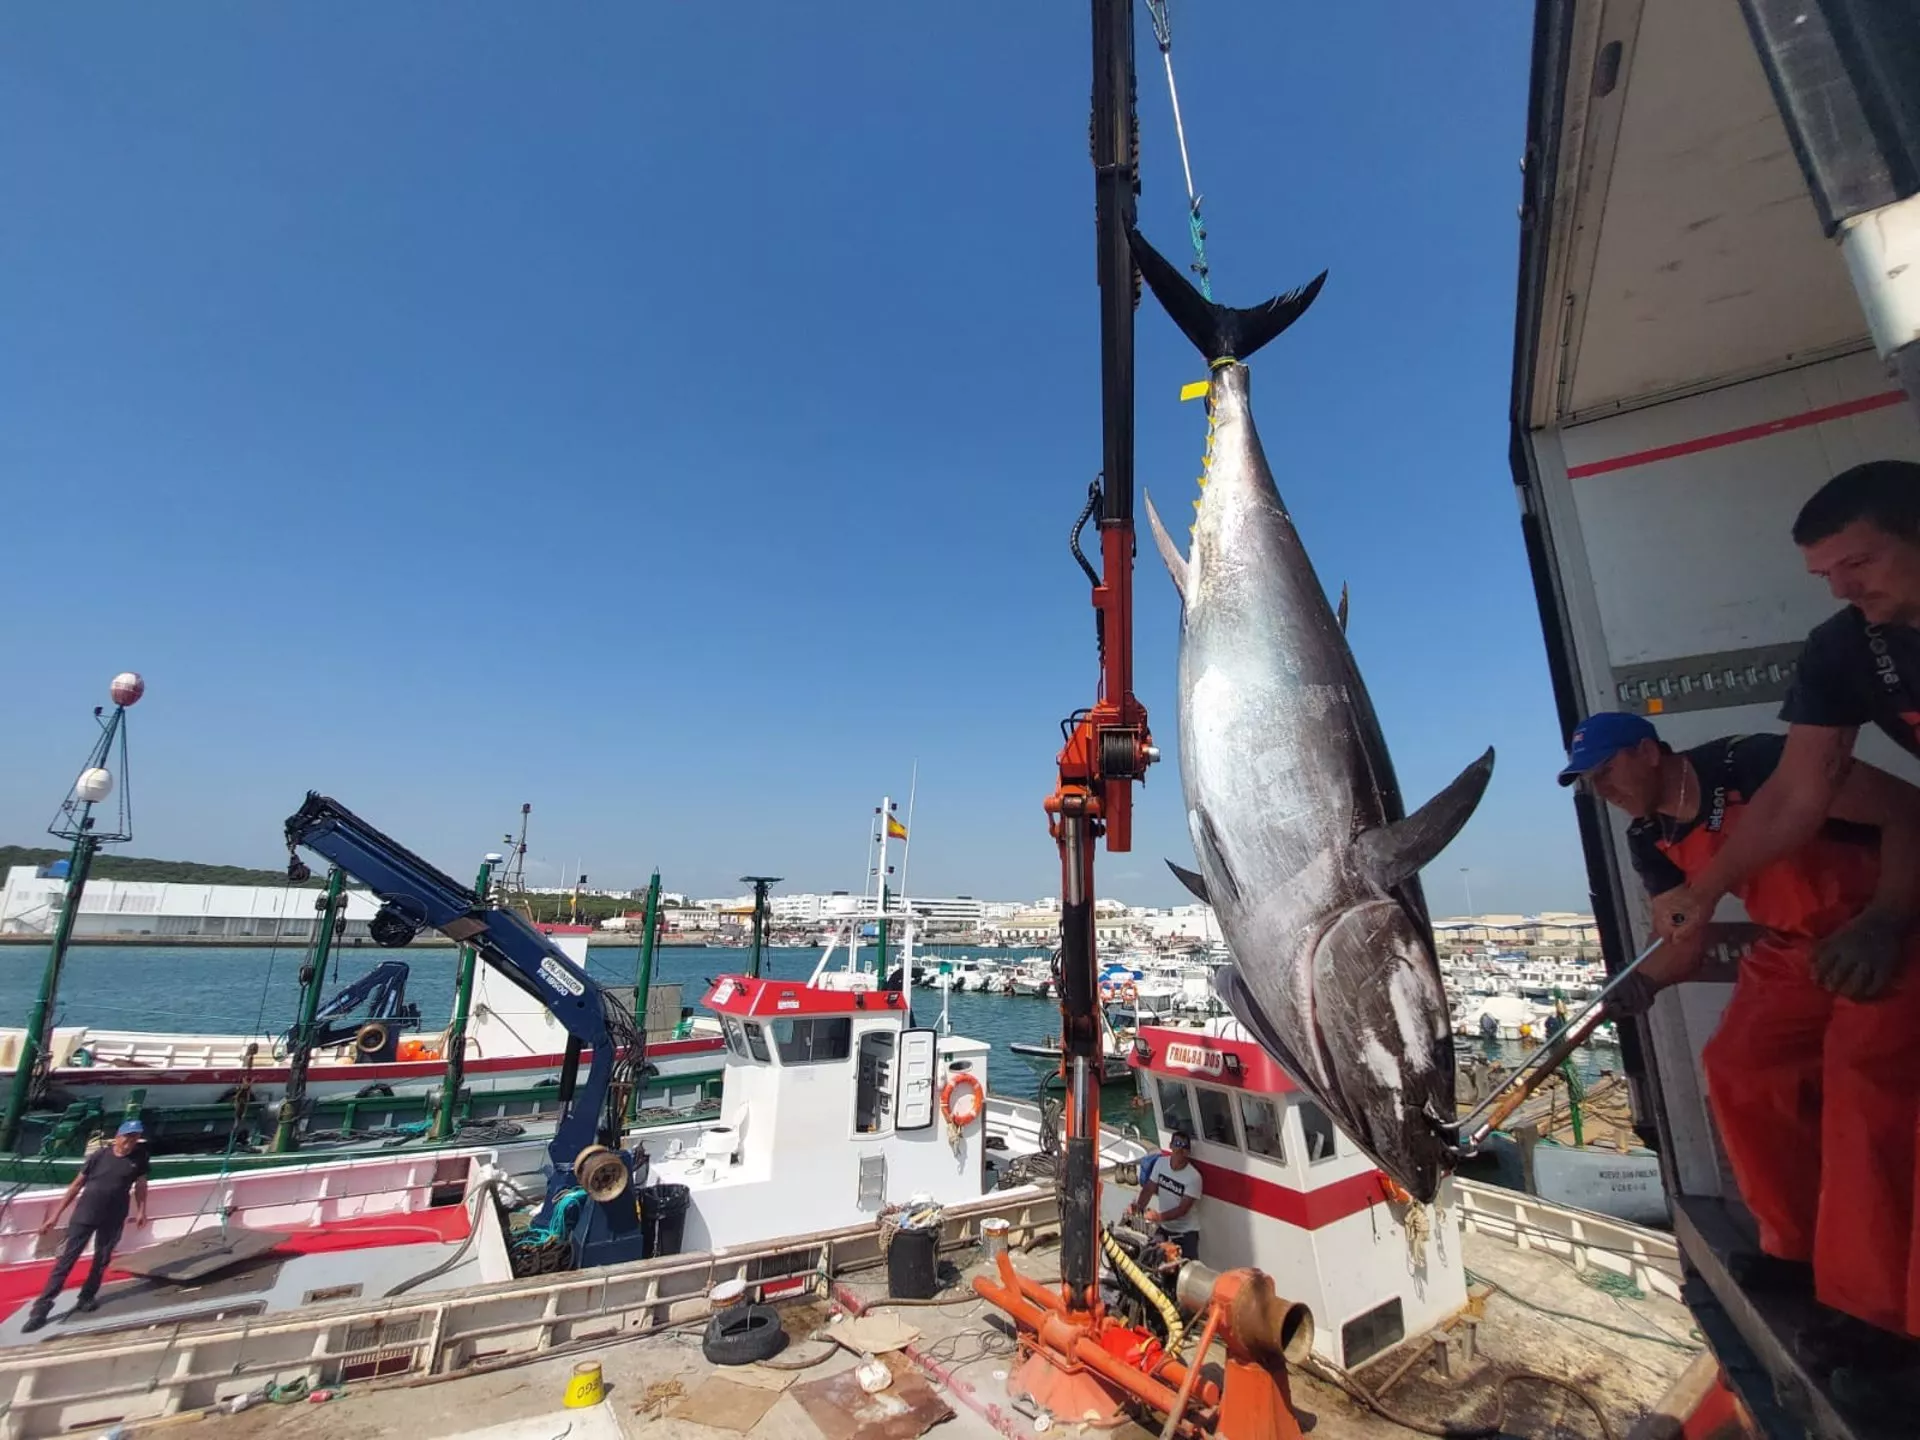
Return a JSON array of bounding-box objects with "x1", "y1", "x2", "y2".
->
[{"x1": 501, "y1": 803, "x2": 532, "y2": 918}]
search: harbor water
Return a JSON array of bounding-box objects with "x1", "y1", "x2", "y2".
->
[{"x1": 0, "y1": 941, "x2": 1618, "y2": 1098}]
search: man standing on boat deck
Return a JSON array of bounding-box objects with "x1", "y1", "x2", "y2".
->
[
  {"x1": 1129, "y1": 1130, "x2": 1203, "y2": 1261},
  {"x1": 1559, "y1": 711, "x2": 1920, "y2": 1399},
  {"x1": 23, "y1": 1120, "x2": 149, "y2": 1333}
]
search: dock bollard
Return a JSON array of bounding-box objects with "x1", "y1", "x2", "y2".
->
[{"x1": 564, "y1": 1360, "x2": 606, "y2": 1408}]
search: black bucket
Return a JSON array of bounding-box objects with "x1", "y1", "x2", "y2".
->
[
  {"x1": 641, "y1": 1183, "x2": 691, "y2": 1259},
  {"x1": 886, "y1": 1226, "x2": 939, "y2": 1299}
]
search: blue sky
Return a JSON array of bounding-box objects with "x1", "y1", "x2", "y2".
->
[{"x1": 0, "y1": 5, "x2": 1585, "y2": 915}]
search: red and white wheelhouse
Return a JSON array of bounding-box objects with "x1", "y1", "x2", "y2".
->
[{"x1": 1129, "y1": 1020, "x2": 1467, "y2": 1369}]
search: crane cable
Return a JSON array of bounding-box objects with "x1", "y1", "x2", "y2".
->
[{"x1": 1143, "y1": 0, "x2": 1212, "y2": 299}]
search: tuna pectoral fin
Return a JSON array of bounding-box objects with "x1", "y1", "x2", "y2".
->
[
  {"x1": 1191, "y1": 808, "x2": 1244, "y2": 908},
  {"x1": 1166, "y1": 859, "x2": 1209, "y2": 903},
  {"x1": 1336, "y1": 583, "x2": 1350, "y2": 634},
  {"x1": 1356, "y1": 747, "x2": 1496, "y2": 890},
  {"x1": 1144, "y1": 491, "x2": 1188, "y2": 600},
  {"x1": 1129, "y1": 227, "x2": 1327, "y2": 365}
]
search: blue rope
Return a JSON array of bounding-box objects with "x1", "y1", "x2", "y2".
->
[{"x1": 1188, "y1": 201, "x2": 1212, "y2": 301}]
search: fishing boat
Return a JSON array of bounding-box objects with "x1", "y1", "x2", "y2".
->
[{"x1": 1008, "y1": 954, "x2": 1055, "y2": 997}]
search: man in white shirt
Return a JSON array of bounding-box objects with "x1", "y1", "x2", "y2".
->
[{"x1": 1130, "y1": 1130, "x2": 1203, "y2": 1261}]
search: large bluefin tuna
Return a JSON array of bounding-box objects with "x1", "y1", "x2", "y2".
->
[{"x1": 1132, "y1": 228, "x2": 1493, "y2": 1202}]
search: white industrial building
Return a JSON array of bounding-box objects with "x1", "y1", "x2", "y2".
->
[{"x1": 0, "y1": 867, "x2": 384, "y2": 942}]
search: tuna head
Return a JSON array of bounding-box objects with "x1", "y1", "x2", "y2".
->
[{"x1": 1306, "y1": 900, "x2": 1456, "y2": 1202}]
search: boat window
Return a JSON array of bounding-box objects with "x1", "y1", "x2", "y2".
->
[
  {"x1": 1298, "y1": 1100, "x2": 1340, "y2": 1163},
  {"x1": 744, "y1": 1022, "x2": 770, "y2": 1063},
  {"x1": 1194, "y1": 1085, "x2": 1239, "y2": 1148},
  {"x1": 720, "y1": 1017, "x2": 748, "y2": 1058},
  {"x1": 1341, "y1": 1296, "x2": 1404, "y2": 1368},
  {"x1": 1155, "y1": 1078, "x2": 1197, "y2": 1139},
  {"x1": 1237, "y1": 1094, "x2": 1285, "y2": 1162},
  {"x1": 771, "y1": 1017, "x2": 853, "y2": 1065}
]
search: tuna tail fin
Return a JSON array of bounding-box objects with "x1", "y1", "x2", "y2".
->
[
  {"x1": 1356, "y1": 747, "x2": 1496, "y2": 891},
  {"x1": 1129, "y1": 227, "x2": 1327, "y2": 364}
]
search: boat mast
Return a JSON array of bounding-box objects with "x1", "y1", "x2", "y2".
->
[
  {"x1": 274, "y1": 865, "x2": 349, "y2": 1153},
  {"x1": 432, "y1": 854, "x2": 499, "y2": 1141},
  {"x1": 627, "y1": 868, "x2": 664, "y2": 1119},
  {"x1": 2, "y1": 673, "x2": 144, "y2": 1152},
  {"x1": 741, "y1": 875, "x2": 780, "y2": 979},
  {"x1": 874, "y1": 795, "x2": 894, "y2": 980}
]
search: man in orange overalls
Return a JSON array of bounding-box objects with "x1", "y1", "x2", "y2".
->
[{"x1": 1558, "y1": 712, "x2": 1920, "y2": 1404}]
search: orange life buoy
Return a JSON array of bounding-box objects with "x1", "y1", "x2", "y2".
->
[
  {"x1": 1120, "y1": 982, "x2": 1138, "y2": 1003},
  {"x1": 941, "y1": 1072, "x2": 984, "y2": 1128}
]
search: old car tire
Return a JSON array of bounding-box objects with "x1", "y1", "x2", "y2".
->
[{"x1": 702, "y1": 1303, "x2": 787, "y2": 1366}]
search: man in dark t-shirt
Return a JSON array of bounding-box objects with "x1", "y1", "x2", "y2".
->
[
  {"x1": 1559, "y1": 712, "x2": 1920, "y2": 1395},
  {"x1": 1658, "y1": 459, "x2": 1920, "y2": 995},
  {"x1": 24, "y1": 1120, "x2": 149, "y2": 1333}
]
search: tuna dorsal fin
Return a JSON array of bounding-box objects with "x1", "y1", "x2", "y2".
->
[
  {"x1": 1144, "y1": 491, "x2": 1188, "y2": 601},
  {"x1": 1130, "y1": 227, "x2": 1328, "y2": 365},
  {"x1": 1336, "y1": 583, "x2": 1350, "y2": 634},
  {"x1": 1355, "y1": 747, "x2": 1496, "y2": 890},
  {"x1": 1166, "y1": 859, "x2": 1209, "y2": 903}
]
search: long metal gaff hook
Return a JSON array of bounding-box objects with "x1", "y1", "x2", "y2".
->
[{"x1": 1434, "y1": 938, "x2": 1665, "y2": 1158}]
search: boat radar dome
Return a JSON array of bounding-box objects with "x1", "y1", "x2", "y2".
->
[
  {"x1": 74, "y1": 768, "x2": 114, "y2": 804},
  {"x1": 110, "y1": 672, "x2": 145, "y2": 707}
]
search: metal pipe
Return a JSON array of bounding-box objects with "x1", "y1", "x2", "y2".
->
[
  {"x1": 1055, "y1": 807, "x2": 1101, "y2": 1309},
  {"x1": 2, "y1": 822, "x2": 99, "y2": 1150},
  {"x1": 1445, "y1": 938, "x2": 1664, "y2": 1152},
  {"x1": 1157, "y1": 1302, "x2": 1223, "y2": 1440},
  {"x1": 276, "y1": 866, "x2": 347, "y2": 1152},
  {"x1": 433, "y1": 858, "x2": 494, "y2": 1141}
]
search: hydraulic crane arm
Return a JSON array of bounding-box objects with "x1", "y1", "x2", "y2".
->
[
  {"x1": 294, "y1": 959, "x2": 418, "y2": 1050},
  {"x1": 283, "y1": 793, "x2": 643, "y2": 1215}
]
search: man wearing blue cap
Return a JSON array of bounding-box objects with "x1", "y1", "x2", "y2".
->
[
  {"x1": 23, "y1": 1119, "x2": 149, "y2": 1333},
  {"x1": 1559, "y1": 711, "x2": 1920, "y2": 1394}
]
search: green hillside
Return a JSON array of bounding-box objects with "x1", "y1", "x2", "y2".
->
[{"x1": 0, "y1": 846, "x2": 314, "y2": 887}]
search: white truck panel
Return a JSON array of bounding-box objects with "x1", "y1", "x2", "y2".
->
[
  {"x1": 1562, "y1": 350, "x2": 1918, "y2": 666},
  {"x1": 1528, "y1": 350, "x2": 1920, "y2": 1202}
]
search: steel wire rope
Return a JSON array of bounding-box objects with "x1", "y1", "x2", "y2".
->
[{"x1": 1143, "y1": 0, "x2": 1213, "y2": 298}]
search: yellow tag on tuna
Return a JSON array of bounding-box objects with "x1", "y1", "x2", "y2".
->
[{"x1": 1179, "y1": 380, "x2": 1210, "y2": 403}]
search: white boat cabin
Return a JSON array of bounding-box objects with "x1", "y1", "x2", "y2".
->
[
  {"x1": 1128, "y1": 1021, "x2": 1466, "y2": 1371},
  {"x1": 647, "y1": 975, "x2": 991, "y2": 1252}
]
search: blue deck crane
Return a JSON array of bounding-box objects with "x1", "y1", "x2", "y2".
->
[{"x1": 283, "y1": 792, "x2": 651, "y2": 1269}]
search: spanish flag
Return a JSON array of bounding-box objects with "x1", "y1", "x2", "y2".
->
[{"x1": 886, "y1": 815, "x2": 909, "y2": 842}]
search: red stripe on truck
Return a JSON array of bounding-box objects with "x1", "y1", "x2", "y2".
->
[{"x1": 1566, "y1": 390, "x2": 1906, "y2": 479}]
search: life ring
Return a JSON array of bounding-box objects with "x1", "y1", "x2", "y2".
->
[
  {"x1": 1098, "y1": 981, "x2": 1115, "y2": 1002},
  {"x1": 941, "y1": 1072, "x2": 984, "y2": 1129},
  {"x1": 1120, "y1": 982, "x2": 1138, "y2": 1003}
]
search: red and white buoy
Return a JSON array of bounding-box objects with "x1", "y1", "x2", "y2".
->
[{"x1": 110, "y1": 672, "x2": 145, "y2": 707}]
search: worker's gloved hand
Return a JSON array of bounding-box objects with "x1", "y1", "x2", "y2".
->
[
  {"x1": 1605, "y1": 972, "x2": 1659, "y2": 1019},
  {"x1": 1814, "y1": 907, "x2": 1912, "y2": 1002},
  {"x1": 1652, "y1": 885, "x2": 1720, "y2": 944}
]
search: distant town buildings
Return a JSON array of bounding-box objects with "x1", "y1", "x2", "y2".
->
[{"x1": 0, "y1": 860, "x2": 1599, "y2": 959}]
